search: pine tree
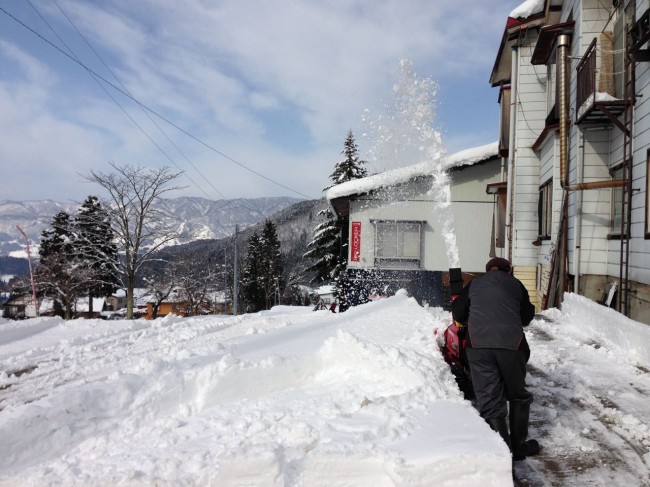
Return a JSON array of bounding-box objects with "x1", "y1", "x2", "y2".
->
[
  {"x1": 329, "y1": 130, "x2": 368, "y2": 186},
  {"x1": 304, "y1": 130, "x2": 367, "y2": 285},
  {"x1": 36, "y1": 211, "x2": 83, "y2": 319},
  {"x1": 242, "y1": 232, "x2": 265, "y2": 312},
  {"x1": 260, "y1": 219, "x2": 283, "y2": 309},
  {"x1": 303, "y1": 207, "x2": 343, "y2": 284},
  {"x1": 242, "y1": 220, "x2": 284, "y2": 311},
  {"x1": 74, "y1": 196, "x2": 120, "y2": 313},
  {"x1": 36, "y1": 198, "x2": 121, "y2": 319}
]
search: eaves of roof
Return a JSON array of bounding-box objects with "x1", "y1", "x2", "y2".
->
[
  {"x1": 325, "y1": 142, "x2": 499, "y2": 210},
  {"x1": 489, "y1": 0, "x2": 564, "y2": 87}
]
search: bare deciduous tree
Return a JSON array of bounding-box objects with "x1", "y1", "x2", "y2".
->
[{"x1": 85, "y1": 163, "x2": 184, "y2": 319}]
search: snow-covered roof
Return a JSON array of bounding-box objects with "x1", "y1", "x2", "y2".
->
[
  {"x1": 325, "y1": 141, "x2": 498, "y2": 201},
  {"x1": 510, "y1": 0, "x2": 563, "y2": 19},
  {"x1": 75, "y1": 298, "x2": 106, "y2": 313},
  {"x1": 317, "y1": 285, "x2": 335, "y2": 296},
  {"x1": 509, "y1": 0, "x2": 544, "y2": 19},
  {"x1": 112, "y1": 289, "x2": 126, "y2": 298},
  {"x1": 491, "y1": 1, "x2": 562, "y2": 86}
]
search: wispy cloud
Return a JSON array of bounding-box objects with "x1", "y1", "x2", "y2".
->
[{"x1": 0, "y1": 0, "x2": 522, "y2": 202}]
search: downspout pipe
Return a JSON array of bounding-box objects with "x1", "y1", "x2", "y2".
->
[
  {"x1": 574, "y1": 131, "x2": 584, "y2": 294},
  {"x1": 558, "y1": 34, "x2": 626, "y2": 191},
  {"x1": 558, "y1": 34, "x2": 570, "y2": 190},
  {"x1": 505, "y1": 45, "x2": 518, "y2": 262},
  {"x1": 555, "y1": 34, "x2": 625, "y2": 305}
]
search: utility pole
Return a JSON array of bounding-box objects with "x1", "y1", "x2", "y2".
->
[
  {"x1": 233, "y1": 225, "x2": 239, "y2": 315},
  {"x1": 223, "y1": 248, "x2": 227, "y2": 314},
  {"x1": 16, "y1": 225, "x2": 39, "y2": 317}
]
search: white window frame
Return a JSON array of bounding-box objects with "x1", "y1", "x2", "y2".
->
[
  {"x1": 372, "y1": 220, "x2": 424, "y2": 269},
  {"x1": 538, "y1": 179, "x2": 553, "y2": 239},
  {"x1": 547, "y1": 62, "x2": 556, "y2": 117}
]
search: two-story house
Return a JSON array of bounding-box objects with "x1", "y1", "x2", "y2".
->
[{"x1": 493, "y1": 0, "x2": 650, "y2": 323}]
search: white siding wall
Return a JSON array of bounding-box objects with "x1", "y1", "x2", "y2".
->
[
  {"x1": 630, "y1": 1, "x2": 650, "y2": 285},
  {"x1": 560, "y1": 0, "x2": 650, "y2": 287},
  {"x1": 346, "y1": 160, "x2": 501, "y2": 274},
  {"x1": 579, "y1": 130, "x2": 613, "y2": 275},
  {"x1": 557, "y1": 0, "x2": 617, "y2": 278},
  {"x1": 348, "y1": 197, "x2": 447, "y2": 270},
  {"x1": 537, "y1": 135, "x2": 561, "y2": 268},
  {"x1": 513, "y1": 30, "x2": 545, "y2": 266}
]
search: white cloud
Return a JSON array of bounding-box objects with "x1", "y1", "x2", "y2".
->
[{"x1": 0, "y1": 0, "x2": 523, "y2": 202}]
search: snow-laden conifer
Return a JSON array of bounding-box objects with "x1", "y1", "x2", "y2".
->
[{"x1": 304, "y1": 131, "x2": 367, "y2": 293}]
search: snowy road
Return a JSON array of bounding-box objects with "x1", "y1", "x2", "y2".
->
[{"x1": 514, "y1": 303, "x2": 650, "y2": 486}]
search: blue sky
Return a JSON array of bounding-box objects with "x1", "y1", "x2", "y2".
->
[{"x1": 0, "y1": 0, "x2": 525, "y2": 202}]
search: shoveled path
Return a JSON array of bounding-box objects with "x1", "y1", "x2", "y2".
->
[{"x1": 512, "y1": 316, "x2": 650, "y2": 486}]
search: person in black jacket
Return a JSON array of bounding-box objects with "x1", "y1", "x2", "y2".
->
[{"x1": 451, "y1": 257, "x2": 540, "y2": 461}]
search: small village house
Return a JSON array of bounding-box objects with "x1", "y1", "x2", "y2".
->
[{"x1": 326, "y1": 143, "x2": 501, "y2": 308}]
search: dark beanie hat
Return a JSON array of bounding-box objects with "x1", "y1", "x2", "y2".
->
[{"x1": 485, "y1": 257, "x2": 511, "y2": 272}]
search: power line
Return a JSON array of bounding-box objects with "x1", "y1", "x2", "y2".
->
[
  {"x1": 0, "y1": 5, "x2": 315, "y2": 201},
  {"x1": 49, "y1": 0, "x2": 230, "y2": 203},
  {"x1": 47, "y1": 0, "x2": 284, "y2": 219},
  {"x1": 25, "y1": 0, "x2": 216, "y2": 202}
]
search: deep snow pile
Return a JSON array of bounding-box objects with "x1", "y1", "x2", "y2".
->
[
  {"x1": 0, "y1": 291, "x2": 511, "y2": 486},
  {"x1": 2, "y1": 292, "x2": 649, "y2": 486}
]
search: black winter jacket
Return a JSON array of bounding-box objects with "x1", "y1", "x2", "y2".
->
[{"x1": 451, "y1": 270, "x2": 535, "y2": 351}]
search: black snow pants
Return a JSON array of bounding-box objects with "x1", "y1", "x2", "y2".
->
[{"x1": 466, "y1": 339, "x2": 532, "y2": 420}]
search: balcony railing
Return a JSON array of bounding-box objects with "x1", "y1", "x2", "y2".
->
[
  {"x1": 574, "y1": 37, "x2": 626, "y2": 126},
  {"x1": 576, "y1": 38, "x2": 597, "y2": 112},
  {"x1": 630, "y1": 9, "x2": 650, "y2": 61}
]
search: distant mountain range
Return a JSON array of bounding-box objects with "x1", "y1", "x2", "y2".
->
[{"x1": 0, "y1": 196, "x2": 304, "y2": 258}]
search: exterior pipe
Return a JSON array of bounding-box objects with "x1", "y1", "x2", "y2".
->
[
  {"x1": 558, "y1": 35, "x2": 570, "y2": 189},
  {"x1": 567, "y1": 179, "x2": 627, "y2": 190},
  {"x1": 505, "y1": 45, "x2": 518, "y2": 261},
  {"x1": 558, "y1": 34, "x2": 626, "y2": 192},
  {"x1": 553, "y1": 33, "x2": 627, "y2": 309},
  {"x1": 574, "y1": 131, "x2": 584, "y2": 294}
]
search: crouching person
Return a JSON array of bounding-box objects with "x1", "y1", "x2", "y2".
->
[{"x1": 451, "y1": 257, "x2": 540, "y2": 461}]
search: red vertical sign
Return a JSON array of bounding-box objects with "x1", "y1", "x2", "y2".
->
[{"x1": 351, "y1": 221, "x2": 361, "y2": 262}]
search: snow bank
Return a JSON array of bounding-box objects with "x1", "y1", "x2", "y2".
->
[
  {"x1": 559, "y1": 292, "x2": 650, "y2": 365},
  {"x1": 0, "y1": 317, "x2": 62, "y2": 347},
  {"x1": 0, "y1": 293, "x2": 512, "y2": 486}
]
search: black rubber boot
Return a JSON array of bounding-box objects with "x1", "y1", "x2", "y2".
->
[
  {"x1": 485, "y1": 417, "x2": 511, "y2": 451},
  {"x1": 509, "y1": 403, "x2": 540, "y2": 461}
]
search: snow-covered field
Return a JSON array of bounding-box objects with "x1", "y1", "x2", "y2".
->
[{"x1": 1, "y1": 291, "x2": 649, "y2": 486}]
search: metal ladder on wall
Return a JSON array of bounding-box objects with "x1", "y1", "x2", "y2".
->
[{"x1": 618, "y1": 31, "x2": 635, "y2": 316}]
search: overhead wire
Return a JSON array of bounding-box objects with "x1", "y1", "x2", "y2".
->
[
  {"x1": 0, "y1": 5, "x2": 316, "y2": 201},
  {"x1": 49, "y1": 0, "x2": 230, "y2": 203},
  {"x1": 48, "y1": 1, "x2": 281, "y2": 219},
  {"x1": 25, "y1": 0, "x2": 217, "y2": 202}
]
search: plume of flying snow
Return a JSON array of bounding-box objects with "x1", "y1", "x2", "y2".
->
[{"x1": 361, "y1": 59, "x2": 458, "y2": 268}]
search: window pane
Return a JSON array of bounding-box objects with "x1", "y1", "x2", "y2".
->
[
  {"x1": 611, "y1": 167, "x2": 623, "y2": 233},
  {"x1": 545, "y1": 182, "x2": 553, "y2": 236},
  {"x1": 374, "y1": 221, "x2": 422, "y2": 264},
  {"x1": 376, "y1": 223, "x2": 397, "y2": 257},
  {"x1": 400, "y1": 223, "x2": 421, "y2": 258},
  {"x1": 538, "y1": 181, "x2": 552, "y2": 237}
]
